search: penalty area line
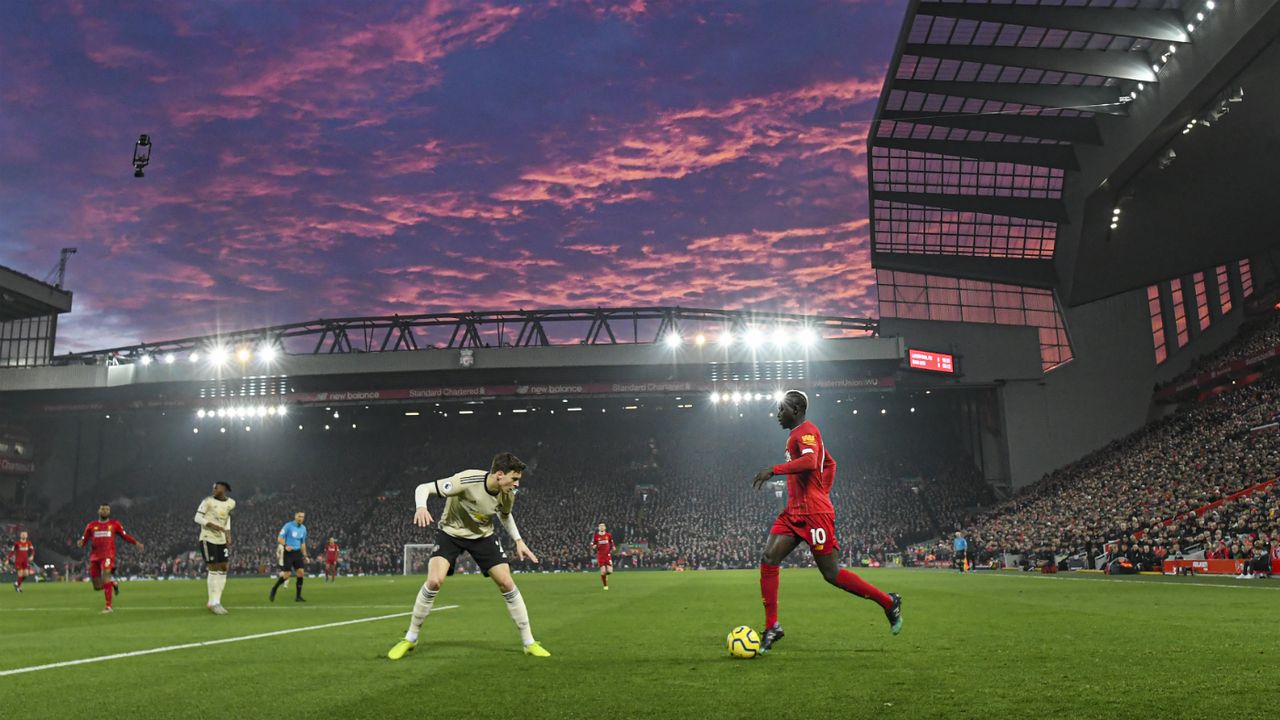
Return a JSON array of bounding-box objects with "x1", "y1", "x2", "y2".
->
[{"x1": 0, "y1": 605, "x2": 458, "y2": 677}]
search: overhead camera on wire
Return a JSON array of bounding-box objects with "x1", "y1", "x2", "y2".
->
[{"x1": 132, "y1": 134, "x2": 152, "y2": 178}]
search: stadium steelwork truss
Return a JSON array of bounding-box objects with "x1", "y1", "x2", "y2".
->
[
  {"x1": 64, "y1": 307, "x2": 878, "y2": 364},
  {"x1": 869, "y1": 0, "x2": 1206, "y2": 371}
]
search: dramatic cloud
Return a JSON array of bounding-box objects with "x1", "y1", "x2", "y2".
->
[{"x1": 0, "y1": 0, "x2": 897, "y2": 352}]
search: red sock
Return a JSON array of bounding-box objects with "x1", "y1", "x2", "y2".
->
[
  {"x1": 760, "y1": 563, "x2": 780, "y2": 628},
  {"x1": 835, "y1": 569, "x2": 892, "y2": 610},
  {"x1": 15, "y1": 574, "x2": 23, "y2": 588},
  {"x1": 601, "y1": 573, "x2": 608, "y2": 587},
  {"x1": 104, "y1": 583, "x2": 114, "y2": 608}
]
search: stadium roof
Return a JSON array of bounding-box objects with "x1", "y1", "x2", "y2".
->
[
  {"x1": 0, "y1": 264, "x2": 73, "y2": 322},
  {"x1": 869, "y1": 0, "x2": 1280, "y2": 306}
]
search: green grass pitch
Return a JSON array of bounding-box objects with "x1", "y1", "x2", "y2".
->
[{"x1": 1, "y1": 570, "x2": 1275, "y2": 719}]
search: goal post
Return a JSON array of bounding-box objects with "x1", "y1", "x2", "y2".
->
[{"x1": 403, "y1": 543, "x2": 436, "y2": 576}]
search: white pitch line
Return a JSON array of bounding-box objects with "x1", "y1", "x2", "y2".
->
[
  {"x1": 0, "y1": 605, "x2": 416, "y2": 612},
  {"x1": 0, "y1": 605, "x2": 457, "y2": 677}
]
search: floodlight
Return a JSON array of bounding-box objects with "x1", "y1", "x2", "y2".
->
[
  {"x1": 164, "y1": 353, "x2": 176, "y2": 364},
  {"x1": 797, "y1": 328, "x2": 817, "y2": 347},
  {"x1": 236, "y1": 347, "x2": 251, "y2": 363},
  {"x1": 718, "y1": 331, "x2": 734, "y2": 347},
  {"x1": 664, "y1": 332, "x2": 682, "y2": 348},
  {"x1": 710, "y1": 392, "x2": 721, "y2": 404},
  {"x1": 140, "y1": 354, "x2": 153, "y2": 366},
  {"x1": 743, "y1": 327, "x2": 764, "y2": 349}
]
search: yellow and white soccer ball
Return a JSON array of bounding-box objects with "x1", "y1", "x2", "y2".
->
[{"x1": 726, "y1": 625, "x2": 761, "y2": 659}]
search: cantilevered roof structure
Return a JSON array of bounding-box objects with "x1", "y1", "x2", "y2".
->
[
  {"x1": 869, "y1": 0, "x2": 1280, "y2": 370},
  {"x1": 0, "y1": 263, "x2": 74, "y2": 368}
]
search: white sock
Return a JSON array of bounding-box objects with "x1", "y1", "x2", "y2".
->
[
  {"x1": 207, "y1": 571, "x2": 227, "y2": 605},
  {"x1": 502, "y1": 587, "x2": 535, "y2": 646},
  {"x1": 405, "y1": 583, "x2": 438, "y2": 642}
]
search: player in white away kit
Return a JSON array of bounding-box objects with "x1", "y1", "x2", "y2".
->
[
  {"x1": 387, "y1": 452, "x2": 550, "y2": 659},
  {"x1": 194, "y1": 481, "x2": 236, "y2": 614}
]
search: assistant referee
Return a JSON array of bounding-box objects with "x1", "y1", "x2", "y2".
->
[{"x1": 270, "y1": 511, "x2": 309, "y2": 602}]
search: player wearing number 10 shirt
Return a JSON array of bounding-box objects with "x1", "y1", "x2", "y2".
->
[{"x1": 751, "y1": 390, "x2": 902, "y2": 653}]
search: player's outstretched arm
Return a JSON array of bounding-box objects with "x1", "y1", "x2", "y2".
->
[
  {"x1": 752, "y1": 468, "x2": 775, "y2": 489},
  {"x1": 413, "y1": 506, "x2": 434, "y2": 527},
  {"x1": 514, "y1": 539, "x2": 539, "y2": 563}
]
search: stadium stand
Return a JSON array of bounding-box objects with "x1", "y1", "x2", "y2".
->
[{"x1": 25, "y1": 409, "x2": 994, "y2": 578}]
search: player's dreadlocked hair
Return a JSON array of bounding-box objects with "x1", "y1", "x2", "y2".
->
[
  {"x1": 783, "y1": 389, "x2": 808, "y2": 413},
  {"x1": 490, "y1": 452, "x2": 528, "y2": 474}
]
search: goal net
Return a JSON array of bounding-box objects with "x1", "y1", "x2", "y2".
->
[{"x1": 403, "y1": 543, "x2": 437, "y2": 576}]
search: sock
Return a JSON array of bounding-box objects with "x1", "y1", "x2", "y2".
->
[
  {"x1": 760, "y1": 563, "x2": 780, "y2": 628},
  {"x1": 601, "y1": 573, "x2": 608, "y2": 587},
  {"x1": 104, "y1": 583, "x2": 114, "y2": 608},
  {"x1": 15, "y1": 574, "x2": 22, "y2": 589},
  {"x1": 502, "y1": 587, "x2": 535, "y2": 646},
  {"x1": 208, "y1": 571, "x2": 227, "y2": 604},
  {"x1": 295, "y1": 577, "x2": 304, "y2": 598},
  {"x1": 405, "y1": 583, "x2": 439, "y2": 641},
  {"x1": 834, "y1": 568, "x2": 893, "y2": 610},
  {"x1": 272, "y1": 577, "x2": 285, "y2": 592}
]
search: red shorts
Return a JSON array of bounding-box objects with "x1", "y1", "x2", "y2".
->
[
  {"x1": 325, "y1": 558, "x2": 338, "y2": 566},
  {"x1": 769, "y1": 512, "x2": 839, "y2": 555},
  {"x1": 88, "y1": 557, "x2": 115, "y2": 578},
  {"x1": 596, "y1": 555, "x2": 612, "y2": 567},
  {"x1": 15, "y1": 560, "x2": 30, "y2": 571}
]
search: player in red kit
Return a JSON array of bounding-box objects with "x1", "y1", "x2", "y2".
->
[
  {"x1": 592, "y1": 523, "x2": 615, "y2": 590},
  {"x1": 77, "y1": 504, "x2": 144, "y2": 614},
  {"x1": 751, "y1": 390, "x2": 901, "y2": 653},
  {"x1": 324, "y1": 537, "x2": 340, "y2": 582},
  {"x1": 9, "y1": 530, "x2": 36, "y2": 592}
]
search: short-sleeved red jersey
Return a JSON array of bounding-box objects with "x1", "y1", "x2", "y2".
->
[
  {"x1": 9, "y1": 540, "x2": 34, "y2": 564},
  {"x1": 81, "y1": 519, "x2": 138, "y2": 560},
  {"x1": 770, "y1": 420, "x2": 836, "y2": 515},
  {"x1": 593, "y1": 532, "x2": 615, "y2": 556},
  {"x1": 325, "y1": 542, "x2": 340, "y2": 562}
]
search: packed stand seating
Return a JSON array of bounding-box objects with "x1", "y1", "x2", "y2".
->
[
  {"x1": 1164, "y1": 308, "x2": 1280, "y2": 388},
  {"x1": 25, "y1": 405, "x2": 995, "y2": 577},
  {"x1": 961, "y1": 375, "x2": 1280, "y2": 564}
]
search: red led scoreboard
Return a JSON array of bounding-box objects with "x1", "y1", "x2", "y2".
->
[{"x1": 907, "y1": 348, "x2": 955, "y2": 374}]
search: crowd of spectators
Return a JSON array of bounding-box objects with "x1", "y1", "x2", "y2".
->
[
  {"x1": 958, "y1": 371, "x2": 1280, "y2": 567},
  {"x1": 1164, "y1": 307, "x2": 1280, "y2": 388},
  {"x1": 10, "y1": 405, "x2": 994, "y2": 578}
]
